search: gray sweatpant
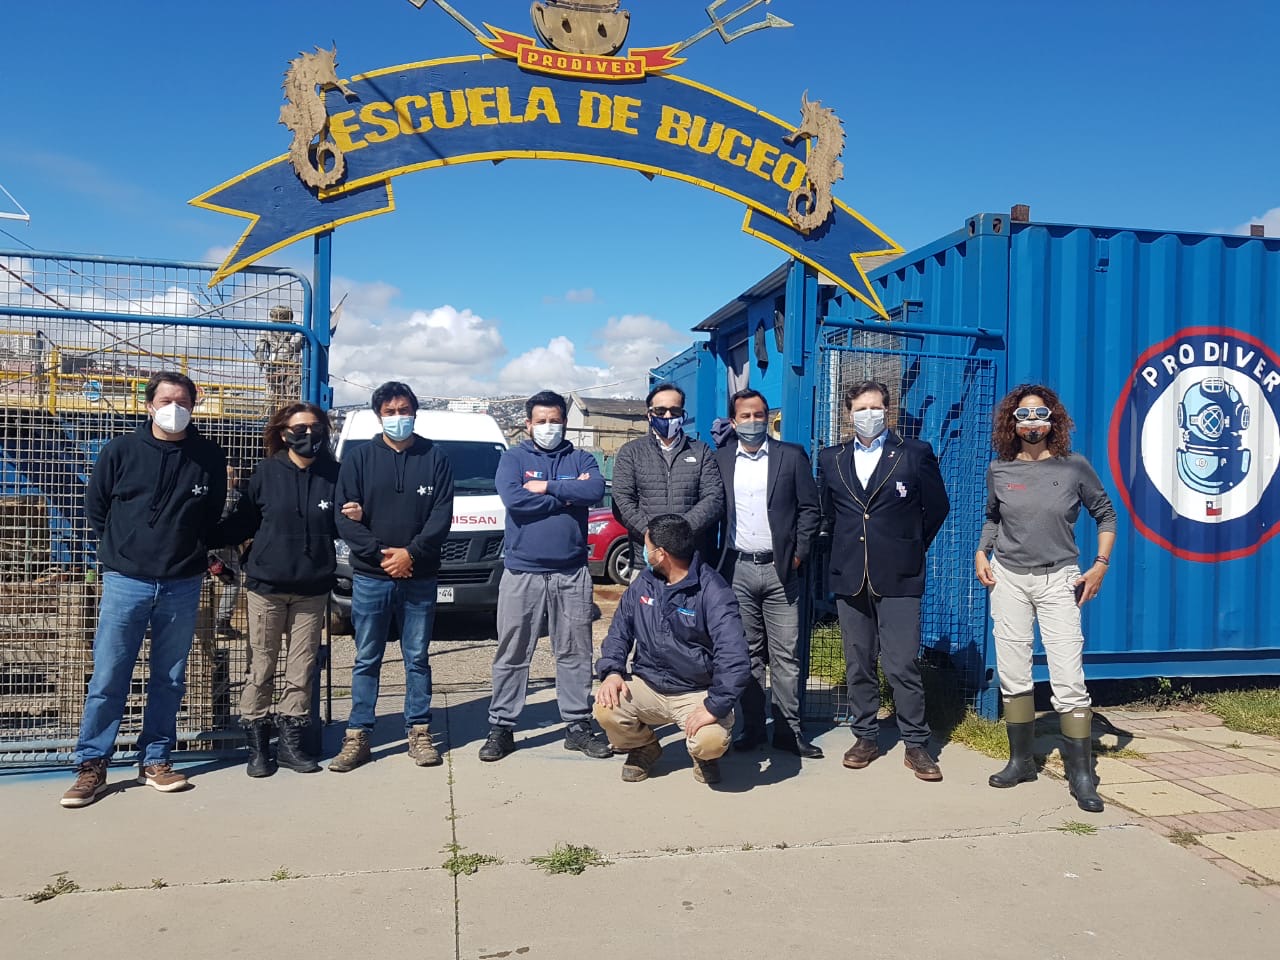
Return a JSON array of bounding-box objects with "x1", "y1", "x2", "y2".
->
[{"x1": 488, "y1": 567, "x2": 594, "y2": 728}]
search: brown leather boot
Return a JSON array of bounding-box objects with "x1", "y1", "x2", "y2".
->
[{"x1": 328, "y1": 729, "x2": 371, "y2": 773}]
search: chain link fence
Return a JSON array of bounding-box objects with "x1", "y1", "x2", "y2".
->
[{"x1": 0, "y1": 251, "x2": 314, "y2": 764}]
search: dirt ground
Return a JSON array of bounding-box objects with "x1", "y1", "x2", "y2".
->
[{"x1": 324, "y1": 582, "x2": 626, "y2": 702}]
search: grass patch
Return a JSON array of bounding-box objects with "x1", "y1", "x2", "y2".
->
[
  {"x1": 1200, "y1": 688, "x2": 1280, "y2": 738},
  {"x1": 1168, "y1": 829, "x2": 1201, "y2": 847},
  {"x1": 1093, "y1": 743, "x2": 1147, "y2": 760},
  {"x1": 527, "y1": 843, "x2": 610, "y2": 876},
  {"x1": 946, "y1": 712, "x2": 1010, "y2": 759},
  {"x1": 150, "y1": 878, "x2": 167, "y2": 889},
  {"x1": 808, "y1": 619, "x2": 894, "y2": 708},
  {"x1": 442, "y1": 843, "x2": 501, "y2": 877},
  {"x1": 1056, "y1": 820, "x2": 1098, "y2": 836},
  {"x1": 26, "y1": 873, "x2": 79, "y2": 903},
  {"x1": 269, "y1": 866, "x2": 296, "y2": 882}
]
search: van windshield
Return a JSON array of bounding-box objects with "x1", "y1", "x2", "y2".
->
[{"x1": 341, "y1": 439, "x2": 505, "y2": 494}]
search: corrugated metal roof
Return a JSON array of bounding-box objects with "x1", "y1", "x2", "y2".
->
[{"x1": 571, "y1": 394, "x2": 645, "y2": 416}]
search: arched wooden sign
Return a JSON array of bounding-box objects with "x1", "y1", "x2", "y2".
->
[{"x1": 193, "y1": 1, "x2": 901, "y2": 317}]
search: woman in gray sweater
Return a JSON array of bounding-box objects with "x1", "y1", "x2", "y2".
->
[{"x1": 974, "y1": 384, "x2": 1117, "y2": 813}]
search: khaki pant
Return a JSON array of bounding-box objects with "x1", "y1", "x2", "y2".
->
[
  {"x1": 988, "y1": 556, "x2": 1090, "y2": 713},
  {"x1": 593, "y1": 675, "x2": 733, "y2": 761},
  {"x1": 240, "y1": 591, "x2": 326, "y2": 721}
]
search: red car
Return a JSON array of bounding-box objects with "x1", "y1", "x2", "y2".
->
[{"x1": 587, "y1": 507, "x2": 638, "y2": 584}]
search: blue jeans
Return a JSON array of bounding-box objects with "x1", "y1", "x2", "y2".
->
[
  {"x1": 349, "y1": 573, "x2": 438, "y2": 733},
  {"x1": 74, "y1": 572, "x2": 203, "y2": 765}
]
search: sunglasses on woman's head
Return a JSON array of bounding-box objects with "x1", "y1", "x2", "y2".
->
[{"x1": 1013, "y1": 406, "x2": 1051, "y2": 421}]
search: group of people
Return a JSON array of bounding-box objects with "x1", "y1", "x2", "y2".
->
[{"x1": 59, "y1": 371, "x2": 1116, "y2": 815}]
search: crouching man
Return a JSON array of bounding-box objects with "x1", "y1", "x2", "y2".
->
[{"x1": 593, "y1": 515, "x2": 750, "y2": 785}]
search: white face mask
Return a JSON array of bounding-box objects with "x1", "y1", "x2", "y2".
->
[
  {"x1": 852, "y1": 408, "x2": 886, "y2": 438},
  {"x1": 531, "y1": 423, "x2": 565, "y2": 450},
  {"x1": 152, "y1": 403, "x2": 191, "y2": 434}
]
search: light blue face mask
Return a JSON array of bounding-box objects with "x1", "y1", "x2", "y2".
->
[{"x1": 381, "y1": 414, "x2": 415, "y2": 442}]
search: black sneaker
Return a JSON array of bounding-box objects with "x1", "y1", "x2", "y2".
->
[
  {"x1": 478, "y1": 725, "x2": 515, "y2": 762},
  {"x1": 564, "y1": 722, "x2": 613, "y2": 759}
]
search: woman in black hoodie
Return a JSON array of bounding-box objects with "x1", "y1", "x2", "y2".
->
[{"x1": 216, "y1": 403, "x2": 360, "y2": 777}]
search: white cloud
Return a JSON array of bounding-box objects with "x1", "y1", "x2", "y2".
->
[
  {"x1": 592, "y1": 313, "x2": 687, "y2": 388},
  {"x1": 202, "y1": 245, "x2": 233, "y2": 264},
  {"x1": 1233, "y1": 207, "x2": 1280, "y2": 236},
  {"x1": 542, "y1": 287, "x2": 599, "y2": 305},
  {"x1": 496, "y1": 336, "x2": 610, "y2": 395},
  {"x1": 329, "y1": 296, "x2": 506, "y2": 405}
]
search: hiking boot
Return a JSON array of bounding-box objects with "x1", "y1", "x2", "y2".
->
[
  {"x1": 215, "y1": 618, "x2": 241, "y2": 640},
  {"x1": 60, "y1": 759, "x2": 108, "y2": 808},
  {"x1": 478, "y1": 725, "x2": 516, "y2": 762},
  {"x1": 692, "y1": 757, "x2": 721, "y2": 784},
  {"x1": 564, "y1": 721, "x2": 613, "y2": 759},
  {"x1": 138, "y1": 762, "x2": 190, "y2": 792},
  {"x1": 328, "y1": 729, "x2": 371, "y2": 773},
  {"x1": 620, "y1": 740, "x2": 662, "y2": 782},
  {"x1": 242, "y1": 717, "x2": 277, "y2": 778},
  {"x1": 276, "y1": 715, "x2": 321, "y2": 773},
  {"x1": 407, "y1": 724, "x2": 442, "y2": 767}
]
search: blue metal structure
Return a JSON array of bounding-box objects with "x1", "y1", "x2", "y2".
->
[
  {"x1": 0, "y1": 247, "x2": 326, "y2": 765},
  {"x1": 676, "y1": 210, "x2": 1280, "y2": 717}
]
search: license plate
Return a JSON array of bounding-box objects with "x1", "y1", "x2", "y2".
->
[{"x1": 437, "y1": 586, "x2": 454, "y2": 604}]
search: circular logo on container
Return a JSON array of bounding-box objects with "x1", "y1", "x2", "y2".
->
[{"x1": 1109, "y1": 327, "x2": 1280, "y2": 562}]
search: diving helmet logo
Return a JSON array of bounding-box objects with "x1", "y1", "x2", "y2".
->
[
  {"x1": 531, "y1": 0, "x2": 631, "y2": 57},
  {"x1": 1175, "y1": 376, "x2": 1251, "y2": 495},
  {"x1": 1109, "y1": 326, "x2": 1280, "y2": 563}
]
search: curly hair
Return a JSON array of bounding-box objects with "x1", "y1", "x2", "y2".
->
[{"x1": 992, "y1": 383, "x2": 1074, "y2": 461}]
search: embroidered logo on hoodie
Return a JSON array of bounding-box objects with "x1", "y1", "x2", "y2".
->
[{"x1": 639, "y1": 595, "x2": 655, "y2": 607}]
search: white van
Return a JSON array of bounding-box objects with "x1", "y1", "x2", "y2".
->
[{"x1": 330, "y1": 409, "x2": 508, "y2": 621}]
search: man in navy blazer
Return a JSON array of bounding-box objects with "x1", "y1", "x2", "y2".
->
[
  {"x1": 715, "y1": 390, "x2": 822, "y2": 758},
  {"x1": 818, "y1": 380, "x2": 950, "y2": 781}
]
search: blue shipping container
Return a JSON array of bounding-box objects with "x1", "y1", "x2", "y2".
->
[{"x1": 835, "y1": 212, "x2": 1280, "y2": 686}]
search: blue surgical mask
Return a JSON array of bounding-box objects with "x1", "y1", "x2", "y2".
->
[
  {"x1": 381, "y1": 414, "x2": 415, "y2": 442},
  {"x1": 735, "y1": 421, "x2": 767, "y2": 446},
  {"x1": 650, "y1": 415, "x2": 685, "y2": 440}
]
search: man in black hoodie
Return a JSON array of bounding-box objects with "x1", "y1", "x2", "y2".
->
[
  {"x1": 61, "y1": 372, "x2": 227, "y2": 808},
  {"x1": 332, "y1": 382, "x2": 455, "y2": 772}
]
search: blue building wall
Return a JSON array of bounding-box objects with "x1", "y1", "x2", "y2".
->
[{"x1": 679, "y1": 212, "x2": 1280, "y2": 703}]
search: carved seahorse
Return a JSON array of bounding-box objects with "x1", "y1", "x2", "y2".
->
[
  {"x1": 279, "y1": 47, "x2": 355, "y2": 190},
  {"x1": 783, "y1": 92, "x2": 846, "y2": 234}
]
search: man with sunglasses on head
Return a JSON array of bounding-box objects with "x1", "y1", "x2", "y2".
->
[
  {"x1": 611, "y1": 382, "x2": 724, "y2": 572},
  {"x1": 818, "y1": 380, "x2": 950, "y2": 782}
]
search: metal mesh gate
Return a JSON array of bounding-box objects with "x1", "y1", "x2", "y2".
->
[
  {"x1": 0, "y1": 251, "x2": 315, "y2": 764},
  {"x1": 804, "y1": 327, "x2": 997, "y2": 723}
]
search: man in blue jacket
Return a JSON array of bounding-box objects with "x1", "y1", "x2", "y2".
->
[
  {"x1": 332, "y1": 382, "x2": 455, "y2": 773},
  {"x1": 61, "y1": 372, "x2": 226, "y2": 808},
  {"x1": 594, "y1": 514, "x2": 750, "y2": 785},
  {"x1": 479, "y1": 390, "x2": 612, "y2": 762}
]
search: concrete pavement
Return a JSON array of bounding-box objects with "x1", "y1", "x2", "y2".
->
[{"x1": 4, "y1": 689, "x2": 1280, "y2": 960}]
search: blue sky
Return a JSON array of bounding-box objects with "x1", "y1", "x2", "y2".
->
[{"x1": 2, "y1": 0, "x2": 1277, "y2": 404}]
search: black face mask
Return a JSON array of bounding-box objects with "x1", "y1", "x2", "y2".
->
[{"x1": 284, "y1": 428, "x2": 326, "y2": 458}]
